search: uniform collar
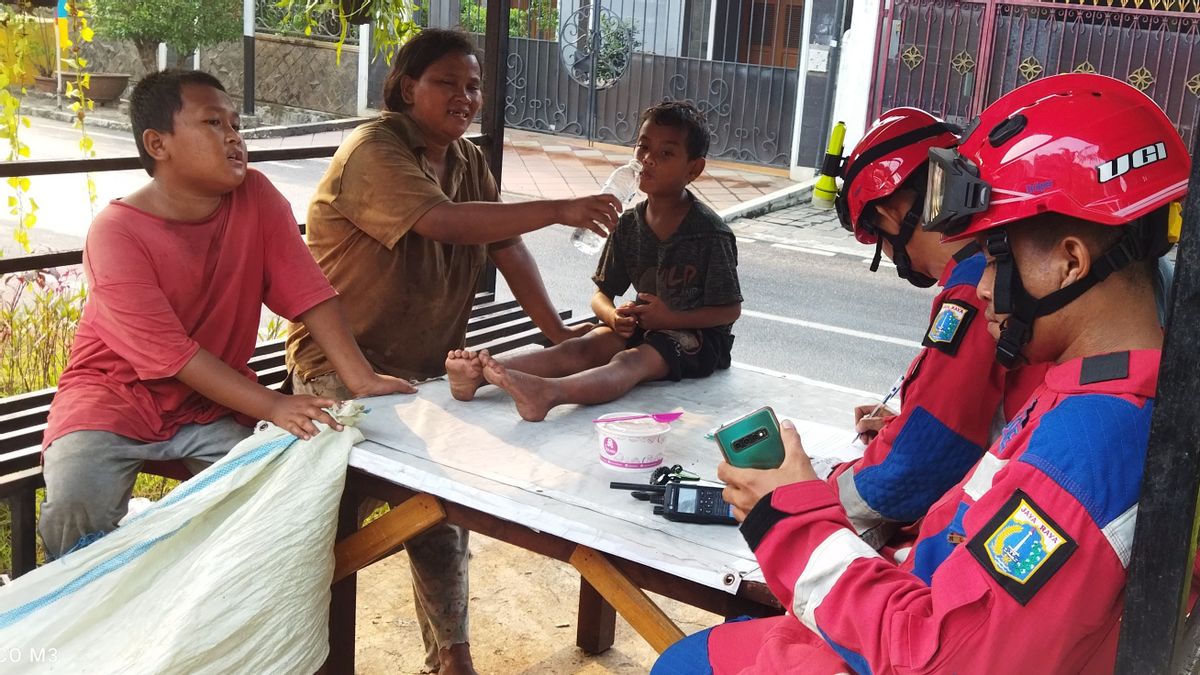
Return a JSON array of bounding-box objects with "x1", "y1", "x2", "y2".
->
[
  {"x1": 937, "y1": 242, "x2": 981, "y2": 287},
  {"x1": 1043, "y1": 349, "x2": 1160, "y2": 399},
  {"x1": 380, "y1": 111, "x2": 467, "y2": 166}
]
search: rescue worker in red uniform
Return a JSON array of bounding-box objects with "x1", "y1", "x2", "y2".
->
[
  {"x1": 825, "y1": 108, "x2": 1044, "y2": 549},
  {"x1": 653, "y1": 73, "x2": 1185, "y2": 674}
]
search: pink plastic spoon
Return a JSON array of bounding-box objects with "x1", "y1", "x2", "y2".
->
[{"x1": 592, "y1": 412, "x2": 684, "y2": 424}]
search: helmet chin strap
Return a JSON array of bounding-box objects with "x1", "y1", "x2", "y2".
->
[
  {"x1": 877, "y1": 205, "x2": 939, "y2": 288},
  {"x1": 985, "y1": 223, "x2": 1154, "y2": 368}
]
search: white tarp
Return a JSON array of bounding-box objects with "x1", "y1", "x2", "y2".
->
[
  {"x1": 351, "y1": 364, "x2": 871, "y2": 594},
  {"x1": 0, "y1": 405, "x2": 366, "y2": 674}
]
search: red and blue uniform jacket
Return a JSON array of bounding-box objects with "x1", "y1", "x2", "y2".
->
[
  {"x1": 828, "y1": 248, "x2": 1044, "y2": 547},
  {"x1": 706, "y1": 350, "x2": 1160, "y2": 674}
]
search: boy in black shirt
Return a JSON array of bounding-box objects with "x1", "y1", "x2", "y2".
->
[{"x1": 446, "y1": 101, "x2": 742, "y2": 421}]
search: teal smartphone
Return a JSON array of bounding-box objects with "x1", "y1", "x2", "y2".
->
[{"x1": 714, "y1": 406, "x2": 785, "y2": 469}]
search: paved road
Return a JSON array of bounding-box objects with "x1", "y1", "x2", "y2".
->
[
  {"x1": 4, "y1": 117, "x2": 940, "y2": 406},
  {"x1": 512, "y1": 224, "x2": 932, "y2": 401}
]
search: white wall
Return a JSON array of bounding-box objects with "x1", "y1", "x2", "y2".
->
[{"x1": 830, "y1": 0, "x2": 883, "y2": 151}]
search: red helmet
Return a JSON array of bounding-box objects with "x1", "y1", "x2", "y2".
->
[
  {"x1": 835, "y1": 107, "x2": 959, "y2": 244},
  {"x1": 921, "y1": 73, "x2": 1189, "y2": 368},
  {"x1": 924, "y1": 73, "x2": 1189, "y2": 240}
]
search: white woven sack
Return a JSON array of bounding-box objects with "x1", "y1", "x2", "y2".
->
[{"x1": 0, "y1": 404, "x2": 366, "y2": 674}]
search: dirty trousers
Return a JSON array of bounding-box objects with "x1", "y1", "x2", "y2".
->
[{"x1": 294, "y1": 372, "x2": 471, "y2": 669}]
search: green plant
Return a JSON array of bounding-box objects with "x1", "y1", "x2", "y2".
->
[
  {"x1": 0, "y1": 269, "x2": 87, "y2": 396},
  {"x1": 0, "y1": 1, "x2": 39, "y2": 252},
  {"x1": 22, "y1": 12, "x2": 59, "y2": 78},
  {"x1": 276, "y1": 0, "x2": 423, "y2": 64},
  {"x1": 460, "y1": 0, "x2": 557, "y2": 39},
  {"x1": 259, "y1": 313, "x2": 287, "y2": 341},
  {"x1": 596, "y1": 14, "x2": 637, "y2": 85},
  {"x1": 92, "y1": 0, "x2": 241, "y2": 74},
  {"x1": 62, "y1": 1, "x2": 98, "y2": 210},
  {"x1": 528, "y1": 0, "x2": 557, "y2": 38}
]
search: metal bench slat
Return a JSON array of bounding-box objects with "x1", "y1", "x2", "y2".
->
[
  {"x1": 0, "y1": 444, "x2": 42, "y2": 474},
  {"x1": 0, "y1": 403, "x2": 51, "y2": 435}
]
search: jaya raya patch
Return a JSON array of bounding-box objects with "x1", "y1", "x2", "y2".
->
[
  {"x1": 968, "y1": 490, "x2": 1078, "y2": 605},
  {"x1": 922, "y1": 300, "x2": 975, "y2": 356}
]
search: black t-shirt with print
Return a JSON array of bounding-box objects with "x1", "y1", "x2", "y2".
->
[{"x1": 591, "y1": 193, "x2": 742, "y2": 346}]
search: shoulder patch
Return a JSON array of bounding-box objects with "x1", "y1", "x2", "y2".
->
[
  {"x1": 923, "y1": 299, "x2": 976, "y2": 356},
  {"x1": 967, "y1": 490, "x2": 1078, "y2": 605}
]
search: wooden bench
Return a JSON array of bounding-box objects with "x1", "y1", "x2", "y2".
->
[{"x1": 0, "y1": 289, "x2": 586, "y2": 578}]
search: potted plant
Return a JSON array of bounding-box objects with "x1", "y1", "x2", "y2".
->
[
  {"x1": 15, "y1": 9, "x2": 61, "y2": 93},
  {"x1": 277, "y1": 0, "x2": 422, "y2": 61}
]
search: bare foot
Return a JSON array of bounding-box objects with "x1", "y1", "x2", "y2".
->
[
  {"x1": 481, "y1": 356, "x2": 557, "y2": 422},
  {"x1": 445, "y1": 349, "x2": 486, "y2": 401},
  {"x1": 438, "y1": 642, "x2": 477, "y2": 675}
]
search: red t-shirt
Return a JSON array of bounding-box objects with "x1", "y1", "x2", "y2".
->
[{"x1": 43, "y1": 169, "x2": 337, "y2": 448}]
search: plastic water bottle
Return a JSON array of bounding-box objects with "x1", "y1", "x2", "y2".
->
[{"x1": 571, "y1": 158, "x2": 643, "y2": 255}]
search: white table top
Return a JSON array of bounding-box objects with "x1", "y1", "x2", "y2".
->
[{"x1": 349, "y1": 363, "x2": 869, "y2": 594}]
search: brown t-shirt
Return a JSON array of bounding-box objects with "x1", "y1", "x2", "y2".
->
[{"x1": 286, "y1": 112, "x2": 500, "y2": 381}]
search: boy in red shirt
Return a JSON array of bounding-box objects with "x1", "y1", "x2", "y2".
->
[{"x1": 38, "y1": 70, "x2": 413, "y2": 558}]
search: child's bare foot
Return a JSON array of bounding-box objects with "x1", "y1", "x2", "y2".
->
[
  {"x1": 481, "y1": 356, "x2": 557, "y2": 422},
  {"x1": 446, "y1": 349, "x2": 487, "y2": 401}
]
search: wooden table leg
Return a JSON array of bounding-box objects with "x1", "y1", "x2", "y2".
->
[
  {"x1": 332, "y1": 493, "x2": 446, "y2": 584},
  {"x1": 576, "y1": 577, "x2": 617, "y2": 654},
  {"x1": 569, "y1": 545, "x2": 686, "y2": 654},
  {"x1": 325, "y1": 488, "x2": 361, "y2": 675},
  {"x1": 9, "y1": 490, "x2": 38, "y2": 578}
]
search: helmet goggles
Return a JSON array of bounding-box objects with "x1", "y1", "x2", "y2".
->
[{"x1": 922, "y1": 146, "x2": 992, "y2": 236}]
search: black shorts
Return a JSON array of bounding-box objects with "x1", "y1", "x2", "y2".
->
[{"x1": 628, "y1": 327, "x2": 734, "y2": 381}]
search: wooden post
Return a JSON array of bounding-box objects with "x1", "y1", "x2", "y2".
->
[
  {"x1": 324, "y1": 488, "x2": 361, "y2": 675},
  {"x1": 1115, "y1": 121, "x2": 1200, "y2": 673},
  {"x1": 9, "y1": 488, "x2": 38, "y2": 577},
  {"x1": 576, "y1": 578, "x2": 617, "y2": 654}
]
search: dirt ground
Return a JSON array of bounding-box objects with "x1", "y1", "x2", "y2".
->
[{"x1": 353, "y1": 532, "x2": 724, "y2": 674}]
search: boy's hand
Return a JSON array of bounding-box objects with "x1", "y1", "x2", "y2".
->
[
  {"x1": 560, "y1": 194, "x2": 622, "y2": 236},
  {"x1": 626, "y1": 293, "x2": 675, "y2": 330},
  {"x1": 351, "y1": 373, "x2": 417, "y2": 397},
  {"x1": 717, "y1": 420, "x2": 819, "y2": 521},
  {"x1": 610, "y1": 302, "x2": 638, "y2": 338},
  {"x1": 270, "y1": 394, "x2": 343, "y2": 440}
]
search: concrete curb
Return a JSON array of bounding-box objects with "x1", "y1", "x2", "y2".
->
[
  {"x1": 717, "y1": 178, "x2": 817, "y2": 223},
  {"x1": 22, "y1": 102, "x2": 132, "y2": 133},
  {"x1": 240, "y1": 117, "x2": 372, "y2": 139},
  {"x1": 20, "y1": 100, "x2": 372, "y2": 139}
]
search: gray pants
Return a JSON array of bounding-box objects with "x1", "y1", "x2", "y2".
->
[
  {"x1": 295, "y1": 372, "x2": 470, "y2": 669},
  {"x1": 38, "y1": 416, "x2": 252, "y2": 559}
]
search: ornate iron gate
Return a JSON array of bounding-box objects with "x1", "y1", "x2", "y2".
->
[
  {"x1": 870, "y1": 0, "x2": 1200, "y2": 145},
  {"x1": 366, "y1": 0, "x2": 808, "y2": 167}
]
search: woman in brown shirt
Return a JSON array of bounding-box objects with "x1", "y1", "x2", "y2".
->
[{"x1": 285, "y1": 28, "x2": 619, "y2": 675}]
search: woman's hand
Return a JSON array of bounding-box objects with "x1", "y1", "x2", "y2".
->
[
  {"x1": 717, "y1": 419, "x2": 819, "y2": 521},
  {"x1": 561, "y1": 194, "x2": 622, "y2": 237}
]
